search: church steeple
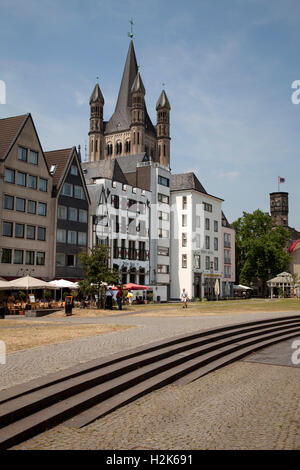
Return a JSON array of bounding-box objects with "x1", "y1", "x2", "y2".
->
[
  {"x1": 131, "y1": 72, "x2": 145, "y2": 154},
  {"x1": 156, "y1": 89, "x2": 171, "y2": 168},
  {"x1": 89, "y1": 82, "x2": 105, "y2": 162}
]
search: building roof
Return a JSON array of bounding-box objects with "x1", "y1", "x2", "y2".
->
[
  {"x1": 171, "y1": 172, "x2": 224, "y2": 201},
  {"x1": 115, "y1": 153, "x2": 147, "y2": 174},
  {"x1": 81, "y1": 159, "x2": 128, "y2": 185},
  {"x1": 171, "y1": 173, "x2": 207, "y2": 194},
  {"x1": 105, "y1": 40, "x2": 155, "y2": 135},
  {"x1": 0, "y1": 114, "x2": 28, "y2": 159},
  {"x1": 90, "y1": 83, "x2": 104, "y2": 105},
  {"x1": 222, "y1": 211, "x2": 231, "y2": 228},
  {"x1": 156, "y1": 89, "x2": 171, "y2": 110},
  {"x1": 44, "y1": 148, "x2": 74, "y2": 188}
]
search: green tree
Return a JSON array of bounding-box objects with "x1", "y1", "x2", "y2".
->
[
  {"x1": 78, "y1": 245, "x2": 118, "y2": 308},
  {"x1": 232, "y1": 210, "x2": 291, "y2": 296}
]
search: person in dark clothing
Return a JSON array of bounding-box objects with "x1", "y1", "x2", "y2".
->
[{"x1": 116, "y1": 286, "x2": 123, "y2": 310}]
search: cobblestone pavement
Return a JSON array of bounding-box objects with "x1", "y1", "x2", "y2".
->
[
  {"x1": 2, "y1": 310, "x2": 300, "y2": 450},
  {"x1": 1, "y1": 311, "x2": 299, "y2": 391},
  {"x1": 12, "y1": 361, "x2": 300, "y2": 450}
]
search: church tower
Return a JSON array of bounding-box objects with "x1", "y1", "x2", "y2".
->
[
  {"x1": 89, "y1": 82, "x2": 104, "y2": 162},
  {"x1": 156, "y1": 89, "x2": 171, "y2": 168},
  {"x1": 130, "y1": 72, "x2": 145, "y2": 154}
]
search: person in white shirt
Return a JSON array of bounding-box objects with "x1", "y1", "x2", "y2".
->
[{"x1": 180, "y1": 288, "x2": 189, "y2": 308}]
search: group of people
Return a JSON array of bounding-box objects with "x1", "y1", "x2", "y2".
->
[{"x1": 105, "y1": 286, "x2": 134, "y2": 311}]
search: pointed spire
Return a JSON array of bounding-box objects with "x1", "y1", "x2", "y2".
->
[
  {"x1": 131, "y1": 72, "x2": 146, "y2": 95},
  {"x1": 156, "y1": 89, "x2": 171, "y2": 110},
  {"x1": 89, "y1": 83, "x2": 104, "y2": 105}
]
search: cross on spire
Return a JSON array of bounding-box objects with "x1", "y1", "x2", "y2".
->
[{"x1": 128, "y1": 18, "x2": 134, "y2": 39}]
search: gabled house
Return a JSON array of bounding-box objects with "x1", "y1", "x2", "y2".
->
[
  {"x1": 0, "y1": 114, "x2": 55, "y2": 280},
  {"x1": 44, "y1": 147, "x2": 90, "y2": 280}
]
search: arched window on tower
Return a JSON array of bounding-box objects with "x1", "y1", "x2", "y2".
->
[
  {"x1": 91, "y1": 140, "x2": 94, "y2": 153},
  {"x1": 164, "y1": 144, "x2": 166, "y2": 157},
  {"x1": 137, "y1": 132, "x2": 140, "y2": 145},
  {"x1": 95, "y1": 139, "x2": 98, "y2": 153}
]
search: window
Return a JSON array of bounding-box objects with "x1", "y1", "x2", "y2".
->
[
  {"x1": 78, "y1": 232, "x2": 87, "y2": 246},
  {"x1": 1, "y1": 248, "x2": 12, "y2": 264},
  {"x1": 71, "y1": 165, "x2": 78, "y2": 176},
  {"x1": 66, "y1": 255, "x2": 76, "y2": 267},
  {"x1": 224, "y1": 266, "x2": 231, "y2": 278},
  {"x1": 195, "y1": 233, "x2": 201, "y2": 249},
  {"x1": 36, "y1": 252, "x2": 45, "y2": 266},
  {"x1": 57, "y1": 229, "x2": 66, "y2": 243},
  {"x1": 18, "y1": 146, "x2": 27, "y2": 161},
  {"x1": 56, "y1": 253, "x2": 65, "y2": 267},
  {"x1": 26, "y1": 225, "x2": 35, "y2": 240},
  {"x1": 158, "y1": 246, "x2": 169, "y2": 256},
  {"x1": 15, "y1": 224, "x2": 24, "y2": 238},
  {"x1": 38, "y1": 202, "x2": 47, "y2": 216},
  {"x1": 182, "y1": 232, "x2": 187, "y2": 247},
  {"x1": 58, "y1": 205, "x2": 67, "y2": 219},
  {"x1": 205, "y1": 218, "x2": 210, "y2": 230},
  {"x1": 4, "y1": 195, "x2": 14, "y2": 210},
  {"x1": 158, "y1": 175, "x2": 169, "y2": 187},
  {"x1": 4, "y1": 168, "x2": 15, "y2": 183},
  {"x1": 214, "y1": 237, "x2": 218, "y2": 251},
  {"x1": 17, "y1": 172, "x2": 26, "y2": 186},
  {"x1": 27, "y1": 200, "x2": 36, "y2": 214},
  {"x1": 14, "y1": 250, "x2": 23, "y2": 265},
  {"x1": 3, "y1": 221, "x2": 13, "y2": 237},
  {"x1": 158, "y1": 193, "x2": 169, "y2": 204},
  {"x1": 196, "y1": 216, "x2": 201, "y2": 228},
  {"x1": 204, "y1": 202, "x2": 212, "y2": 212},
  {"x1": 182, "y1": 254, "x2": 187, "y2": 268},
  {"x1": 74, "y1": 185, "x2": 85, "y2": 199},
  {"x1": 68, "y1": 231, "x2": 77, "y2": 244},
  {"x1": 39, "y1": 178, "x2": 47, "y2": 192},
  {"x1": 139, "y1": 202, "x2": 146, "y2": 214},
  {"x1": 194, "y1": 255, "x2": 201, "y2": 269},
  {"x1": 182, "y1": 214, "x2": 187, "y2": 227},
  {"x1": 16, "y1": 198, "x2": 25, "y2": 212},
  {"x1": 25, "y1": 251, "x2": 35, "y2": 265},
  {"x1": 214, "y1": 220, "x2": 218, "y2": 232},
  {"x1": 158, "y1": 228, "x2": 169, "y2": 238},
  {"x1": 224, "y1": 233, "x2": 231, "y2": 248},
  {"x1": 157, "y1": 265, "x2": 169, "y2": 274},
  {"x1": 224, "y1": 249, "x2": 231, "y2": 264},
  {"x1": 182, "y1": 196, "x2": 187, "y2": 210},
  {"x1": 205, "y1": 236, "x2": 210, "y2": 249},
  {"x1": 37, "y1": 227, "x2": 46, "y2": 241},
  {"x1": 28, "y1": 175, "x2": 37, "y2": 189},
  {"x1": 214, "y1": 257, "x2": 219, "y2": 271},
  {"x1": 158, "y1": 211, "x2": 169, "y2": 221},
  {"x1": 29, "y1": 150, "x2": 38, "y2": 165},
  {"x1": 62, "y1": 183, "x2": 73, "y2": 197},
  {"x1": 78, "y1": 209, "x2": 88, "y2": 223},
  {"x1": 205, "y1": 256, "x2": 210, "y2": 270},
  {"x1": 68, "y1": 207, "x2": 78, "y2": 221}
]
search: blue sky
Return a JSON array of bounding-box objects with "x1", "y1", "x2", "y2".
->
[{"x1": 1, "y1": 0, "x2": 300, "y2": 227}]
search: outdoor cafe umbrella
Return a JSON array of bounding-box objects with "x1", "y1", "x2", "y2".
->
[
  {"x1": 0, "y1": 280, "x2": 11, "y2": 290},
  {"x1": 48, "y1": 279, "x2": 79, "y2": 300},
  {"x1": 122, "y1": 283, "x2": 150, "y2": 290},
  {"x1": 214, "y1": 279, "x2": 220, "y2": 300},
  {"x1": 7, "y1": 275, "x2": 57, "y2": 290}
]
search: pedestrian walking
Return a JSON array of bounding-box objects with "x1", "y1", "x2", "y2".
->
[
  {"x1": 116, "y1": 286, "x2": 123, "y2": 310},
  {"x1": 180, "y1": 288, "x2": 189, "y2": 308},
  {"x1": 127, "y1": 289, "x2": 134, "y2": 306},
  {"x1": 105, "y1": 287, "x2": 113, "y2": 310}
]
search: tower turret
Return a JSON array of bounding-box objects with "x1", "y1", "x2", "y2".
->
[
  {"x1": 130, "y1": 72, "x2": 145, "y2": 154},
  {"x1": 156, "y1": 89, "x2": 171, "y2": 167},
  {"x1": 270, "y1": 192, "x2": 289, "y2": 227},
  {"x1": 89, "y1": 82, "x2": 104, "y2": 162}
]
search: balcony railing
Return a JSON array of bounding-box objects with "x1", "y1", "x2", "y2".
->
[{"x1": 112, "y1": 248, "x2": 149, "y2": 261}]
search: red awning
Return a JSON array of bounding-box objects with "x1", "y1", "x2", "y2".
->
[
  {"x1": 289, "y1": 239, "x2": 300, "y2": 253},
  {"x1": 122, "y1": 283, "x2": 150, "y2": 290}
]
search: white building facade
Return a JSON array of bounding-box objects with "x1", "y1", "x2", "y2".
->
[
  {"x1": 221, "y1": 212, "x2": 236, "y2": 297},
  {"x1": 170, "y1": 173, "x2": 223, "y2": 300}
]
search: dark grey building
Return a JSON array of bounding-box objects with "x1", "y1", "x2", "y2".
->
[{"x1": 45, "y1": 147, "x2": 90, "y2": 281}]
